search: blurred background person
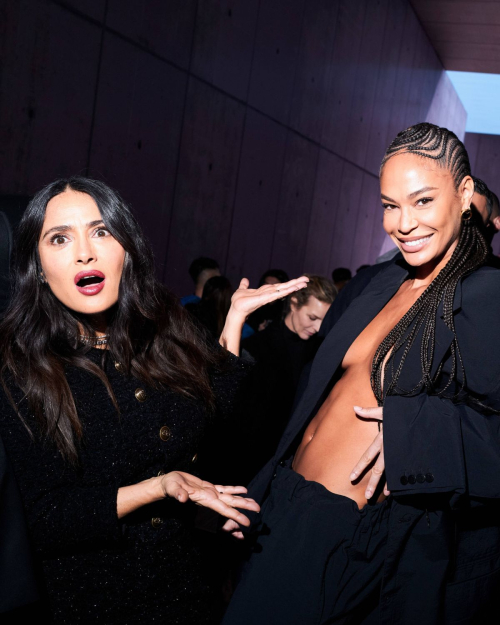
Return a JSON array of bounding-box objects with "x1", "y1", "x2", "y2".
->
[
  {"x1": 246, "y1": 268, "x2": 289, "y2": 333},
  {"x1": 187, "y1": 276, "x2": 254, "y2": 341},
  {"x1": 181, "y1": 257, "x2": 220, "y2": 306},
  {"x1": 231, "y1": 275, "x2": 336, "y2": 483},
  {"x1": 356, "y1": 264, "x2": 371, "y2": 274},
  {"x1": 331, "y1": 267, "x2": 351, "y2": 292}
]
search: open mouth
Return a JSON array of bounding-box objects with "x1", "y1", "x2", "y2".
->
[
  {"x1": 77, "y1": 275, "x2": 104, "y2": 288},
  {"x1": 398, "y1": 234, "x2": 433, "y2": 253},
  {"x1": 74, "y1": 270, "x2": 106, "y2": 296}
]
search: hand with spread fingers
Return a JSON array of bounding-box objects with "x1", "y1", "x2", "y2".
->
[
  {"x1": 230, "y1": 276, "x2": 309, "y2": 318},
  {"x1": 219, "y1": 276, "x2": 309, "y2": 356},
  {"x1": 159, "y1": 471, "x2": 260, "y2": 528},
  {"x1": 349, "y1": 405, "x2": 390, "y2": 501}
]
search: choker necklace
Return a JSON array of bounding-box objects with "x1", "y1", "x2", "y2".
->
[{"x1": 79, "y1": 334, "x2": 109, "y2": 347}]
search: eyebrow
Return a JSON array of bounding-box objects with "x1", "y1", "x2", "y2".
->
[
  {"x1": 381, "y1": 186, "x2": 439, "y2": 204},
  {"x1": 41, "y1": 219, "x2": 104, "y2": 240}
]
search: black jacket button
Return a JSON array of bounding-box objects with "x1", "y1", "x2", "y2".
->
[
  {"x1": 279, "y1": 460, "x2": 286, "y2": 467},
  {"x1": 416, "y1": 473, "x2": 425, "y2": 484},
  {"x1": 425, "y1": 473, "x2": 434, "y2": 483},
  {"x1": 400, "y1": 475, "x2": 408, "y2": 486},
  {"x1": 408, "y1": 474, "x2": 416, "y2": 485}
]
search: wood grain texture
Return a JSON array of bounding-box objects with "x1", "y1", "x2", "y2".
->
[
  {"x1": 303, "y1": 149, "x2": 344, "y2": 276},
  {"x1": 410, "y1": 0, "x2": 500, "y2": 73},
  {"x1": 0, "y1": 0, "x2": 468, "y2": 291},
  {"x1": 0, "y1": 1, "x2": 100, "y2": 194},
  {"x1": 191, "y1": 0, "x2": 259, "y2": 100},
  {"x1": 248, "y1": 0, "x2": 306, "y2": 124},
  {"x1": 88, "y1": 33, "x2": 186, "y2": 277},
  {"x1": 270, "y1": 132, "x2": 319, "y2": 278},
  {"x1": 106, "y1": 0, "x2": 197, "y2": 69},
  {"x1": 289, "y1": 0, "x2": 340, "y2": 143},
  {"x1": 225, "y1": 110, "x2": 288, "y2": 287},
  {"x1": 164, "y1": 78, "x2": 246, "y2": 294}
]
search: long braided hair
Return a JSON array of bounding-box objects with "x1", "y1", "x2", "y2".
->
[{"x1": 371, "y1": 123, "x2": 489, "y2": 405}]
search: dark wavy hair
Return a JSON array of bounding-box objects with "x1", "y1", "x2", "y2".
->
[
  {"x1": 0, "y1": 177, "x2": 225, "y2": 463},
  {"x1": 373, "y1": 123, "x2": 489, "y2": 404}
]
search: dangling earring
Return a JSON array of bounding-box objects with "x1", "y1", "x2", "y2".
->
[
  {"x1": 39, "y1": 272, "x2": 47, "y2": 284},
  {"x1": 461, "y1": 206, "x2": 472, "y2": 221}
]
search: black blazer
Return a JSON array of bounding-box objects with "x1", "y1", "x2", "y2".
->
[{"x1": 246, "y1": 258, "x2": 500, "y2": 624}]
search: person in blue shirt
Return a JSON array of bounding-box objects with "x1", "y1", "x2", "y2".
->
[{"x1": 180, "y1": 257, "x2": 220, "y2": 306}]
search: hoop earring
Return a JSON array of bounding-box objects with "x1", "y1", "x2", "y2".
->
[{"x1": 461, "y1": 206, "x2": 472, "y2": 221}]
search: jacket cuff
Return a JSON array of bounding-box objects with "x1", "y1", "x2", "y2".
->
[{"x1": 384, "y1": 394, "x2": 466, "y2": 495}]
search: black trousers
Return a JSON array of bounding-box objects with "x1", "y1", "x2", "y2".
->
[{"x1": 223, "y1": 465, "x2": 391, "y2": 625}]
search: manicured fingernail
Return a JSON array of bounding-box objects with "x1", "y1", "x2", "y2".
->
[
  {"x1": 353, "y1": 405, "x2": 363, "y2": 411},
  {"x1": 350, "y1": 472, "x2": 357, "y2": 480},
  {"x1": 365, "y1": 490, "x2": 372, "y2": 498}
]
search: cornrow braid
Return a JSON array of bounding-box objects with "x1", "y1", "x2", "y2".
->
[{"x1": 372, "y1": 123, "x2": 489, "y2": 405}]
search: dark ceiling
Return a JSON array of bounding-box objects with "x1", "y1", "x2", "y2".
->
[{"x1": 410, "y1": 0, "x2": 500, "y2": 74}]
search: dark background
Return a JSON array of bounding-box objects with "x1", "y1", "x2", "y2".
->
[{"x1": 1, "y1": 0, "x2": 498, "y2": 296}]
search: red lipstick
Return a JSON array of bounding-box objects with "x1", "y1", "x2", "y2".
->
[{"x1": 74, "y1": 270, "x2": 106, "y2": 296}]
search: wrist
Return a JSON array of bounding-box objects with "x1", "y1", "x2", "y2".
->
[
  {"x1": 225, "y1": 307, "x2": 247, "y2": 326},
  {"x1": 145, "y1": 475, "x2": 167, "y2": 502}
]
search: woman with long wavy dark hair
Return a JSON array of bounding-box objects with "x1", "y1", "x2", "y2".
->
[
  {"x1": 0, "y1": 176, "x2": 307, "y2": 624},
  {"x1": 223, "y1": 123, "x2": 500, "y2": 624}
]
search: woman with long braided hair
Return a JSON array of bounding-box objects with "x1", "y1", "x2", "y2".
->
[{"x1": 223, "y1": 123, "x2": 500, "y2": 624}]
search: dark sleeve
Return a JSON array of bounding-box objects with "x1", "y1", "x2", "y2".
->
[
  {"x1": 210, "y1": 351, "x2": 254, "y2": 422},
  {"x1": 0, "y1": 389, "x2": 123, "y2": 556},
  {"x1": 0, "y1": 435, "x2": 38, "y2": 613},
  {"x1": 384, "y1": 269, "x2": 500, "y2": 501}
]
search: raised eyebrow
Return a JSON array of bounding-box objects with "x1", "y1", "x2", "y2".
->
[
  {"x1": 408, "y1": 186, "x2": 438, "y2": 199},
  {"x1": 41, "y1": 224, "x2": 72, "y2": 240},
  {"x1": 41, "y1": 220, "x2": 105, "y2": 240}
]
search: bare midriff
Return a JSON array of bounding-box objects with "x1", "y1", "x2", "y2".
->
[{"x1": 293, "y1": 281, "x2": 424, "y2": 509}]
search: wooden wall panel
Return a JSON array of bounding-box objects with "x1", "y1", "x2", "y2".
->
[
  {"x1": 88, "y1": 34, "x2": 186, "y2": 274},
  {"x1": 106, "y1": 0, "x2": 197, "y2": 69},
  {"x1": 289, "y1": 0, "x2": 340, "y2": 143},
  {"x1": 1, "y1": 0, "x2": 469, "y2": 288},
  {"x1": 328, "y1": 163, "x2": 364, "y2": 271},
  {"x1": 351, "y1": 173, "x2": 382, "y2": 271},
  {"x1": 321, "y1": 0, "x2": 368, "y2": 158},
  {"x1": 164, "y1": 78, "x2": 245, "y2": 294},
  {"x1": 384, "y1": 4, "x2": 420, "y2": 151},
  {"x1": 225, "y1": 110, "x2": 288, "y2": 288},
  {"x1": 270, "y1": 133, "x2": 319, "y2": 278},
  {"x1": 248, "y1": 0, "x2": 305, "y2": 125},
  {"x1": 344, "y1": 0, "x2": 388, "y2": 168},
  {"x1": 303, "y1": 150, "x2": 344, "y2": 276},
  {"x1": 364, "y1": 0, "x2": 407, "y2": 174},
  {"x1": 191, "y1": 0, "x2": 259, "y2": 101},
  {"x1": 0, "y1": 2, "x2": 100, "y2": 195}
]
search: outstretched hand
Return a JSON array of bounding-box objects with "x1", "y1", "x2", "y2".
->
[
  {"x1": 349, "y1": 406, "x2": 390, "y2": 501},
  {"x1": 229, "y1": 276, "x2": 309, "y2": 319},
  {"x1": 160, "y1": 471, "x2": 260, "y2": 527}
]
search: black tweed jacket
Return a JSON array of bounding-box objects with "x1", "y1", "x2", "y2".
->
[{"x1": 0, "y1": 348, "x2": 248, "y2": 624}]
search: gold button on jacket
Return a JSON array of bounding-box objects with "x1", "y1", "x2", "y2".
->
[
  {"x1": 151, "y1": 517, "x2": 163, "y2": 529},
  {"x1": 114, "y1": 361, "x2": 124, "y2": 373},
  {"x1": 159, "y1": 426, "x2": 171, "y2": 441},
  {"x1": 191, "y1": 453, "x2": 198, "y2": 464},
  {"x1": 135, "y1": 388, "x2": 147, "y2": 402}
]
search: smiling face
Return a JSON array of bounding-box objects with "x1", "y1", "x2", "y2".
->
[
  {"x1": 380, "y1": 153, "x2": 474, "y2": 276},
  {"x1": 38, "y1": 189, "x2": 126, "y2": 318},
  {"x1": 285, "y1": 295, "x2": 331, "y2": 340}
]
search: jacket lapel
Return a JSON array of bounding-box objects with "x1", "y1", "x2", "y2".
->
[{"x1": 275, "y1": 260, "x2": 409, "y2": 458}]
